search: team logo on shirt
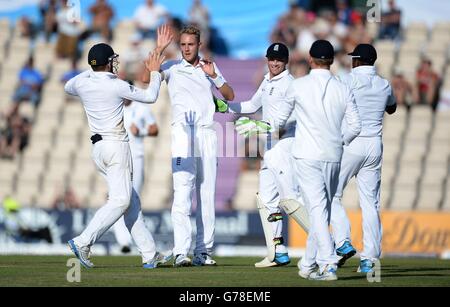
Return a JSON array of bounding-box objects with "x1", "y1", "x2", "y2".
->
[{"x1": 176, "y1": 69, "x2": 193, "y2": 75}]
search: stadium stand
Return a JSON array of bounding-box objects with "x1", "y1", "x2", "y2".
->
[{"x1": 0, "y1": 1, "x2": 449, "y2": 216}]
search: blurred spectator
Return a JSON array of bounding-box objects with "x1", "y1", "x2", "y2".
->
[
  {"x1": 118, "y1": 34, "x2": 148, "y2": 82},
  {"x1": 89, "y1": 0, "x2": 114, "y2": 42},
  {"x1": 0, "y1": 109, "x2": 31, "y2": 159},
  {"x1": 270, "y1": 16, "x2": 297, "y2": 49},
  {"x1": 188, "y1": 0, "x2": 211, "y2": 50},
  {"x1": 416, "y1": 58, "x2": 441, "y2": 110},
  {"x1": 55, "y1": 0, "x2": 84, "y2": 59},
  {"x1": 2, "y1": 196, "x2": 54, "y2": 243},
  {"x1": 379, "y1": 0, "x2": 402, "y2": 40},
  {"x1": 61, "y1": 59, "x2": 82, "y2": 102},
  {"x1": 12, "y1": 57, "x2": 44, "y2": 108},
  {"x1": 60, "y1": 59, "x2": 81, "y2": 83},
  {"x1": 289, "y1": 58, "x2": 310, "y2": 78},
  {"x1": 52, "y1": 186, "x2": 81, "y2": 210},
  {"x1": 391, "y1": 67, "x2": 416, "y2": 109},
  {"x1": 39, "y1": 0, "x2": 59, "y2": 42},
  {"x1": 18, "y1": 16, "x2": 38, "y2": 39},
  {"x1": 335, "y1": 0, "x2": 352, "y2": 25},
  {"x1": 133, "y1": 0, "x2": 169, "y2": 40}
]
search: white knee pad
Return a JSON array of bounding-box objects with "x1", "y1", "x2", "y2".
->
[{"x1": 280, "y1": 199, "x2": 310, "y2": 233}]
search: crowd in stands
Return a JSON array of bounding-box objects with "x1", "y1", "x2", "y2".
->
[
  {"x1": 0, "y1": 0, "x2": 225, "y2": 163},
  {"x1": 270, "y1": 0, "x2": 443, "y2": 110}
]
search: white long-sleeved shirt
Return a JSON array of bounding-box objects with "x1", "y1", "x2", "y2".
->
[
  {"x1": 277, "y1": 69, "x2": 361, "y2": 163},
  {"x1": 161, "y1": 59, "x2": 227, "y2": 126},
  {"x1": 64, "y1": 70, "x2": 161, "y2": 141},
  {"x1": 124, "y1": 101, "x2": 156, "y2": 157},
  {"x1": 338, "y1": 65, "x2": 396, "y2": 138},
  {"x1": 228, "y1": 70, "x2": 296, "y2": 140}
]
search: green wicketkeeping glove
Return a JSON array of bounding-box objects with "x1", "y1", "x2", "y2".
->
[
  {"x1": 235, "y1": 117, "x2": 272, "y2": 137},
  {"x1": 213, "y1": 96, "x2": 229, "y2": 113}
]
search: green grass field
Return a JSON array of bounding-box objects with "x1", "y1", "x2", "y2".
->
[{"x1": 0, "y1": 256, "x2": 449, "y2": 287}]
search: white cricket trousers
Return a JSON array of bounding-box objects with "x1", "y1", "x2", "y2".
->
[
  {"x1": 295, "y1": 158, "x2": 340, "y2": 270},
  {"x1": 113, "y1": 154, "x2": 144, "y2": 248},
  {"x1": 171, "y1": 124, "x2": 217, "y2": 256},
  {"x1": 73, "y1": 140, "x2": 156, "y2": 263},
  {"x1": 331, "y1": 137, "x2": 383, "y2": 261},
  {"x1": 259, "y1": 137, "x2": 297, "y2": 254}
]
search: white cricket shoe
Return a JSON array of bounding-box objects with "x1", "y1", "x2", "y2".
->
[
  {"x1": 308, "y1": 264, "x2": 338, "y2": 281},
  {"x1": 174, "y1": 254, "x2": 192, "y2": 267},
  {"x1": 192, "y1": 253, "x2": 217, "y2": 266},
  {"x1": 298, "y1": 263, "x2": 319, "y2": 279},
  {"x1": 255, "y1": 257, "x2": 278, "y2": 268},
  {"x1": 68, "y1": 239, "x2": 94, "y2": 269},
  {"x1": 143, "y1": 251, "x2": 173, "y2": 269}
]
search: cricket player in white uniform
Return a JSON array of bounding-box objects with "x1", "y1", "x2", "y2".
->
[
  {"x1": 65, "y1": 26, "x2": 173, "y2": 269},
  {"x1": 215, "y1": 43, "x2": 310, "y2": 268},
  {"x1": 276, "y1": 40, "x2": 361, "y2": 281},
  {"x1": 330, "y1": 44, "x2": 397, "y2": 273},
  {"x1": 144, "y1": 25, "x2": 234, "y2": 267},
  {"x1": 113, "y1": 95, "x2": 159, "y2": 253}
]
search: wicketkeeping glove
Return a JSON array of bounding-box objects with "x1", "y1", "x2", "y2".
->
[
  {"x1": 235, "y1": 117, "x2": 272, "y2": 137},
  {"x1": 213, "y1": 96, "x2": 229, "y2": 113}
]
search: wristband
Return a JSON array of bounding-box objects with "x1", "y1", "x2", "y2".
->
[{"x1": 210, "y1": 74, "x2": 225, "y2": 88}]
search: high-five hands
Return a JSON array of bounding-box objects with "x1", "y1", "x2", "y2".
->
[{"x1": 145, "y1": 51, "x2": 166, "y2": 72}]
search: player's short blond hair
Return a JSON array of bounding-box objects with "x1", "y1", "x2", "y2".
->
[
  {"x1": 312, "y1": 57, "x2": 334, "y2": 67},
  {"x1": 180, "y1": 25, "x2": 201, "y2": 43}
]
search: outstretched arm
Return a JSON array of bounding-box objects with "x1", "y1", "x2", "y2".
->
[{"x1": 120, "y1": 52, "x2": 165, "y2": 103}]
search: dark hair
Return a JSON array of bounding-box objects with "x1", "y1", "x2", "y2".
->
[
  {"x1": 91, "y1": 64, "x2": 108, "y2": 71},
  {"x1": 353, "y1": 58, "x2": 375, "y2": 66}
]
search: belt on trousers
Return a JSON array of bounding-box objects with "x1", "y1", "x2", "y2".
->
[{"x1": 90, "y1": 134, "x2": 103, "y2": 144}]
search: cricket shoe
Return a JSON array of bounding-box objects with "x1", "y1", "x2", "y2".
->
[
  {"x1": 174, "y1": 254, "x2": 192, "y2": 267},
  {"x1": 274, "y1": 253, "x2": 290, "y2": 266},
  {"x1": 143, "y1": 251, "x2": 173, "y2": 269},
  {"x1": 68, "y1": 239, "x2": 94, "y2": 269},
  {"x1": 255, "y1": 257, "x2": 278, "y2": 268},
  {"x1": 357, "y1": 259, "x2": 374, "y2": 273},
  {"x1": 336, "y1": 240, "x2": 356, "y2": 267},
  {"x1": 308, "y1": 265, "x2": 338, "y2": 281},
  {"x1": 298, "y1": 263, "x2": 318, "y2": 279},
  {"x1": 192, "y1": 253, "x2": 217, "y2": 266}
]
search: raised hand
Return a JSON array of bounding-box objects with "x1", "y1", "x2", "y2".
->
[
  {"x1": 144, "y1": 51, "x2": 166, "y2": 72},
  {"x1": 156, "y1": 24, "x2": 173, "y2": 54},
  {"x1": 199, "y1": 58, "x2": 216, "y2": 78}
]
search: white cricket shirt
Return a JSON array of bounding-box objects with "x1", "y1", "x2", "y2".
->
[
  {"x1": 228, "y1": 70, "x2": 297, "y2": 140},
  {"x1": 124, "y1": 101, "x2": 156, "y2": 157},
  {"x1": 277, "y1": 69, "x2": 361, "y2": 163},
  {"x1": 161, "y1": 58, "x2": 227, "y2": 126},
  {"x1": 338, "y1": 65, "x2": 396, "y2": 138},
  {"x1": 64, "y1": 70, "x2": 161, "y2": 141}
]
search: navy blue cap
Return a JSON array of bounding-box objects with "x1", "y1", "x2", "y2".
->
[
  {"x1": 88, "y1": 43, "x2": 116, "y2": 66},
  {"x1": 309, "y1": 40, "x2": 334, "y2": 60},
  {"x1": 266, "y1": 43, "x2": 289, "y2": 61},
  {"x1": 348, "y1": 44, "x2": 377, "y2": 64}
]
